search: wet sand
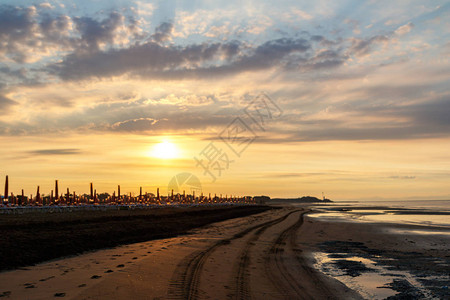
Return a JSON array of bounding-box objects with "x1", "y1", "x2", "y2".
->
[
  {"x1": 0, "y1": 207, "x2": 360, "y2": 299},
  {"x1": 301, "y1": 209, "x2": 450, "y2": 299},
  {"x1": 1, "y1": 206, "x2": 448, "y2": 299},
  {"x1": 0, "y1": 205, "x2": 270, "y2": 271}
]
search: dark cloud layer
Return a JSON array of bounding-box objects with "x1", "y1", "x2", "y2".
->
[
  {"x1": 0, "y1": 5, "x2": 35, "y2": 63},
  {"x1": 266, "y1": 96, "x2": 450, "y2": 142},
  {"x1": 49, "y1": 37, "x2": 318, "y2": 80},
  {"x1": 151, "y1": 22, "x2": 174, "y2": 43},
  {"x1": 27, "y1": 148, "x2": 82, "y2": 155},
  {"x1": 0, "y1": 5, "x2": 139, "y2": 64},
  {"x1": 46, "y1": 26, "x2": 395, "y2": 81},
  {"x1": 349, "y1": 35, "x2": 389, "y2": 56},
  {"x1": 51, "y1": 41, "x2": 230, "y2": 80},
  {"x1": 0, "y1": 4, "x2": 395, "y2": 82}
]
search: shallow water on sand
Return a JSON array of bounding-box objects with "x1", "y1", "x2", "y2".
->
[
  {"x1": 312, "y1": 252, "x2": 437, "y2": 300},
  {"x1": 333, "y1": 199, "x2": 450, "y2": 209},
  {"x1": 305, "y1": 201, "x2": 450, "y2": 299},
  {"x1": 309, "y1": 210, "x2": 450, "y2": 229},
  {"x1": 308, "y1": 199, "x2": 450, "y2": 228}
]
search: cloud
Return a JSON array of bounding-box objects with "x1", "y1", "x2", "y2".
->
[
  {"x1": 388, "y1": 175, "x2": 416, "y2": 180},
  {"x1": 0, "y1": 5, "x2": 80, "y2": 64},
  {"x1": 349, "y1": 35, "x2": 389, "y2": 56},
  {"x1": 27, "y1": 148, "x2": 81, "y2": 155},
  {"x1": 0, "y1": 5, "x2": 393, "y2": 84},
  {"x1": 0, "y1": 5, "x2": 143, "y2": 64},
  {"x1": 108, "y1": 112, "x2": 233, "y2": 133},
  {"x1": 49, "y1": 37, "x2": 314, "y2": 80},
  {"x1": 0, "y1": 96, "x2": 16, "y2": 112},
  {"x1": 0, "y1": 66, "x2": 28, "y2": 81},
  {"x1": 264, "y1": 172, "x2": 328, "y2": 178},
  {"x1": 133, "y1": 1, "x2": 155, "y2": 17},
  {"x1": 291, "y1": 8, "x2": 313, "y2": 20},
  {"x1": 50, "y1": 40, "x2": 222, "y2": 80},
  {"x1": 111, "y1": 118, "x2": 158, "y2": 131},
  {"x1": 38, "y1": 14, "x2": 74, "y2": 45},
  {"x1": 266, "y1": 94, "x2": 450, "y2": 142},
  {"x1": 73, "y1": 12, "x2": 130, "y2": 52},
  {"x1": 344, "y1": 18, "x2": 360, "y2": 34},
  {"x1": 151, "y1": 22, "x2": 173, "y2": 43},
  {"x1": 0, "y1": 5, "x2": 36, "y2": 63},
  {"x1": 39, "y1": 2, "x2": 54, "y2": 10},
  {"x1": 1, "y1": 3, "x2": 449, "y2": 146},
  {"x1": 394, "y1": 22, "x2": 414, "y2": 36}
]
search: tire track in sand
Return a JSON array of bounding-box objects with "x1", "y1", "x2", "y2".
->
[
  {"x1": 232, "y1": 210, "x2": 301, "y2": 300},
  {"x1": 167, "y1": 209, "x2": 301, "y2": 300},
  {"x1": 264, "y1": 210, "x2": 313, "y2": 299}
]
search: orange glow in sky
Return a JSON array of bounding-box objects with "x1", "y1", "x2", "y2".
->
[{"x1": 1, "y1": 1, "x2": 449, "y2": 201}]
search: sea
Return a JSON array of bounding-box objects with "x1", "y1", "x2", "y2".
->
[
  {"x1": 304, "y1": 200, "x2": 450, "y2": 299},
  {"x1": 311, "y1": 199, "x2": 450, "y2": 227}
]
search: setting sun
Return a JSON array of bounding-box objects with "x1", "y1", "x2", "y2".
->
[{"x1": 151, "y1": 140, "x2": 179, "y2": 159}]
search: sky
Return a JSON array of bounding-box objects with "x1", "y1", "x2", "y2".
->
[{"x1": 1, "y1": 0, "x2": 449, "y2": 201}]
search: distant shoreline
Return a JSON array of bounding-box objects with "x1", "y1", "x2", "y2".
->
[{"x1": 269, "y1": 195, "x2": 333, "y2": 203}]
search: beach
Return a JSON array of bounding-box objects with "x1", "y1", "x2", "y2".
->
[
  {"x1": 0, "y1": 203, "x2": 449, "y2": 299},
  {"x1": 0, "y1": 205, "x2": 270, "y2": 271},
  {"x1": 2, "y1": 0, "x2": 449, "y2": 298},
  {"x1": 302, "y1": 201, "x2": 450, "y2": 299}
]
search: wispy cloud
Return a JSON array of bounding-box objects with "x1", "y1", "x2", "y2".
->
[
  {"x1": 27, "y1": 148, "x2": 82, "y2": 155},
  {"x1": 0, "y1": 94, "x2": 17, "y2": 112}
]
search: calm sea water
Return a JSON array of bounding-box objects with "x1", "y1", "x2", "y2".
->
[
  {"x1": 336, "y1": 199, "x2": 450, "y2": 210},
  {"x1": 309, "y1": 200, "x2": 450, "y2": 228}
]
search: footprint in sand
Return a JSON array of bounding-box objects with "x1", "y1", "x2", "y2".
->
[
  {"x1": 39, "y1": 276, "x2": 55, "y2": 282},
  {"x1": 24, "y1": 283, "x2": 36, "y2": 289},
  {"x1": 116, "y1": 264, "x2": 125, "y2": 268},
  {"x1": 90, "y1": 275, "x2": 102, "y2": 279},
  {"x1": 61, "y1": 269, "x2": 74, "y2": 275},
  {"x1": 0, "y1": 291, "x2": 12, "y2": 297},
  {"x1": 54, "y1": 292, "x2": 66, "y2": 297},
  {"x1": 78, "y1": 284, "x2": 86, "y2": 288},
  {"x1": 132, "y1": 257, "x2": 138, "y2": 260},
  {"x1": 105, "y1": 270, "x2": 114, "y2": 273}
]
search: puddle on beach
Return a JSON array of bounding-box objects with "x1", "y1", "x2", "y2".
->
[
  {"x1": 388, "y1": 228, "x2": 450, "y2": 236},
  {"x1": 313, "y1": 252, "x2": 435, "y2": 299},
  {"x1": 308, "y1": 205, "x2": 450, "y2": 298},
  {"x1": 360, "y1": 213, "x2": 450, "y2": 227}
]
